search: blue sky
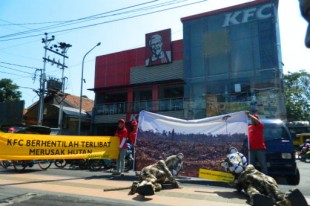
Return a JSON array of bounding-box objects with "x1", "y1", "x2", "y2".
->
[{"x1": 0, "y1": 0, "x2": 309, "y2": 108}]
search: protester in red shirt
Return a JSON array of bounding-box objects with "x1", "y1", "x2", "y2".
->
[
  {"x1": 246, "y1": 111, "x2": 268, "y2": 174},
  {"x1": 128, "y1": 121, "x2": 138, "y2": 145},
  {"x1": 114, "y1": 119, "x2": 128, "y2": 175},
  {"x1": 8, "y1": 127, "x2": 16, "y2": 133}
]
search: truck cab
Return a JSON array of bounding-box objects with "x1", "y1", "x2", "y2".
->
[{"x1": 253, "y1": 119, "x2": 300, "y2": 185}]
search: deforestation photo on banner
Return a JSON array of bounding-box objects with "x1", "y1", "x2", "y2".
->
[{"x1": 135, "y1": 111, "x2": 249, "y2": 179}]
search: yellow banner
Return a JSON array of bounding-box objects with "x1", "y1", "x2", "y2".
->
[
  {"x1": 0, "y1": 133, "x2": 120, "y2": 160},
  {"x1": 198, "y1": 168, "x2": 234, "y2": 183}
]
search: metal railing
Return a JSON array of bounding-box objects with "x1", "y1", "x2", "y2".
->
[{"x1": 94, "y1": 98, "x2": 184, "y2": 115}]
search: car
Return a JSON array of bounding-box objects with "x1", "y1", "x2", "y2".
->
[
  {"x1": 286, "y1": 121, "x2": 310, "y2": 148},
  {"x1": 50, "y1": 128, "x2": 61, "y2": 135},
  {"x1": 252, "y1": 119, "x2": 300, "y2": 185},
  {"x1": 15, "y1": 125, "x2": 51, "y2": 134}
]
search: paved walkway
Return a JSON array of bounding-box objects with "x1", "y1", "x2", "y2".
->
[
  {"x1": 0, "y1": 170, "x2": 309, "y2": 205},
  {"x1": 0, "y1": 170, "x2": 250, "y2": 205}
]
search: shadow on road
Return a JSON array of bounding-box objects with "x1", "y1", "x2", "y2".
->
[
  {"x1": 0, "y1": 175, "x2": 95, "y2": 187},
  {"x1": 132, "y1": 195, "x2": 153, "y2": 202}
]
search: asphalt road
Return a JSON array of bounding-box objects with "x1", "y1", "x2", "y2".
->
[{"x1": 0, "y1": 160, "x2": 309, "y2": 205}]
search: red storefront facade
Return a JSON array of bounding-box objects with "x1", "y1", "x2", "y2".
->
[{"x1": 92, "y1": 30, "x2": 184, "y2": 135}]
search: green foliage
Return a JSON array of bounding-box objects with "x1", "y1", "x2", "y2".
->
[
  {"x1": 284, "y1": 71, "x2": 310, "y2": 122},
  {"x1": 0, "y1": 79, "x2": 21, "y2": 103}
]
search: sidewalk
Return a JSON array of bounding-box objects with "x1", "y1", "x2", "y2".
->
[
  {"x1": 0, "y1": 169, "x2": 309, "y2": 206},
  {"x1": 0, "y1": 169, "x2": 247, "y2": 205}
]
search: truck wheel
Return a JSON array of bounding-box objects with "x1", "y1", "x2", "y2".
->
[{"x1": 286, "y1": 168, "x2": 300, "y2": 185}]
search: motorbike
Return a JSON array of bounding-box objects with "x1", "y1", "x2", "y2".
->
[
  {"x1": 54, "y1": 159, "x2": 90, "y2": 170},
  {"x1": 0, "y1": 160, "x2": 12, "y2": 169},
  {"x1": 88, "y1": 143, "x2": 134, "y2": 172},
  {"x1": 1, "y1": 160, "x2": 52, "y2": 172},
  {"x1": 299, "y1": 143, "x2": 310, "y2": 162},
  {"x1": 53, "y1": 144, "x2": 134, "y2": 171}
]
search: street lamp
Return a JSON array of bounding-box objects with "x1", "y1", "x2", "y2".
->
[{"x1": 78, "y1": 42, "x2": 101, "y2": 135}]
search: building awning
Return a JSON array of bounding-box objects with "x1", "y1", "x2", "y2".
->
[
  {"x1": 89, "y1": 79, "x2": 184, "y2": 92},
  {"x1": 53, "y1": 105, "x2": 90, "y2": 118}
]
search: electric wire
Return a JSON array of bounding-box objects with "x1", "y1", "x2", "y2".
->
[
  {"x1": 0, "y1": 0, "x2": 186, "y2": 39},
  {"x1": 0, "y1": 61, "x2": 41, "y2": 70},
  {"x1": 0, "y1": 0, "x2": 206, "y2": 41},
  {"x1": 0, "y1": 70, "x2": 32, "y2": 78},
  {"x1": 1, "y1": 0, "x2": 207, "y2": 106},
  {"x1": 0, "y1": 19, "x2": 67, "y2": 26},
  {"x1": 0, "y1": 65, "x2": 34, "y2": 75},
  {"x1": 0, "y1": 0, "x2": 159, "y2": 39}
]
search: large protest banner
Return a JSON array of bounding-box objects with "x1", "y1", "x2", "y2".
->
[
  {"x1": 0, "y1": 134, "x2": 119, "y2": 160},
  {"x1": 135, "y1": 111, "x2": 249, "y2": 179}
]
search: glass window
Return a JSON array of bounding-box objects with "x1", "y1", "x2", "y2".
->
[
  {"x1": 134, "y1": 89, "x2": 152, "y2": 101},
  {"x1": 99, "y1": 92, "x2": 127, "y2": 114},
  {"x1": 207, "y1": 54, "x2": 229, "y2": 75},
  {"x1": 231, "y1": 37, "x2": 253, "y2": 71},
  {"x1": 190, "y1": 46, "x2": 204, "y2": 77},
  {"x1": 258, "y1": 19, "x2": 277, "y2": 69},
  {"x1": 133, "y1": 89, "x2": 152, "y2": 112},
  {"x1": 203, "y1": 29, "x2": 229, "y2": 76},
  {"x1": 103, "y1": 92, "x2": 127, "y2": 103},
  {"x1": 259, "y1": 69, "x2": 276, "y2": 84},
  {"x1": 95, "y1": 93, "x2": 104, "y2": 104},
  {"x1": 264, "y1": 124, "x2": 290, "y2": 141},
  {"x1": 206, "y1": 80, "x2": 227, "y2": 95},
  {"x1": 230, "y1": 23, "x2": 253, "y2": 41},
  {"x1": 158, "y1": 85, "x2": 183, "y2": 99}
]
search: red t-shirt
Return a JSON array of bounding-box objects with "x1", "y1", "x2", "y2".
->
[
  {"x1": 129, "y1": 128, "x2": 137, "y2": 145},
  {"x1": 248, "y1": 122, "x2": 266, "y2": 150},
  {"x1": 115, "y1": 127, "x2": 128, "y2": 149}
]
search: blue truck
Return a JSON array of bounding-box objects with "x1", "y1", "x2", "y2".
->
[{"x1": 253, "y1": 119, "x2": 300, "y2": 185}]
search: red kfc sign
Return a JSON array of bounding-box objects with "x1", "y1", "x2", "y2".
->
[{"x1": 145, "y1": 29, "x2": 172, "y2": 66}]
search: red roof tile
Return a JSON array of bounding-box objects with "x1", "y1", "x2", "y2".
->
[{"x1": 64, "y1": 94, "x2": 94, "y2": 112}]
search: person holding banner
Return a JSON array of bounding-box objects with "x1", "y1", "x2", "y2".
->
[
  {"x1": 246, "y1": 111, "x2": 268, "y2": 175},
  {"x1": 8, "y1": 127, "x2": 15, "y2": 133},
  {"x1": 128, "y1": 121, "x2": 138, "y2": 145},
  {"x1": 114, "y1": 119, "x2": 128, "y2": 176}
]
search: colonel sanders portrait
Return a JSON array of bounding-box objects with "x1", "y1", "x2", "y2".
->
[{"x1": 145, "y1": 32, "x2": 172, "y2": 66}]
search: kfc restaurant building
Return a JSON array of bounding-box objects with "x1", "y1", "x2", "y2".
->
[{"x1": 91, "y1": 0, "x2": 285, "y2": 135}]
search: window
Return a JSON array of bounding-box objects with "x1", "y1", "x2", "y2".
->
[
  {"x1": 258, "y1": 19, "x2": 277, "y2": 69},
  {"x1": 264, "y1": 124, "x2": 290, "y2": 141},
  {"x1": 133, "y1": 89, "x2": 152, "y2": 112}
]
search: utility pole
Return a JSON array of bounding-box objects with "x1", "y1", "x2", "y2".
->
[
  {"x1": 78, "y1": 42, "x2": 101, "y2": 135},
  {"x1": 56, "y1": 42, "x2": 71, "y2": 130},
  {"x1": 38, "y1": 33, "x2": 54, "y2": 125}
]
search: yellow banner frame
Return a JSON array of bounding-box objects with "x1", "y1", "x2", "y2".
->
[
  {"x1": 0, "y1": 133, "x2": 120, "y2": 160},
  {"x1": 198, "y1": 168, "x2": 235, "y2": 183}
]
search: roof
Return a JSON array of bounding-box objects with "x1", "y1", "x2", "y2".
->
[
  {"x1": 64, "y1": 94, "x2": 94, "y2": 112},
  {"x1": 26, "y1": 94, "x2": 94, "y2": 112},
  {"x1": 54, "y1": 105, "x2": 88, "y2": 118}
]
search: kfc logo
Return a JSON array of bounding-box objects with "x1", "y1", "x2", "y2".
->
[
  {"x1": 222, "y1": 3, "x2": 273, "y2": 27},
  {"x1": 127, "y1": 113, "x2": 139, "y2": 122},
  {"x1": 145, "y1": 29, "x2": 172, "y2": 66}
]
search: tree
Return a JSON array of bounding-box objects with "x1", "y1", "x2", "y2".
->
[
  {"x1": 0, "y1": 79, "x2": 21, "y2": 103},
  {"x1": 284, "y1": 71, "x2": 310, "y2": 122}
]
